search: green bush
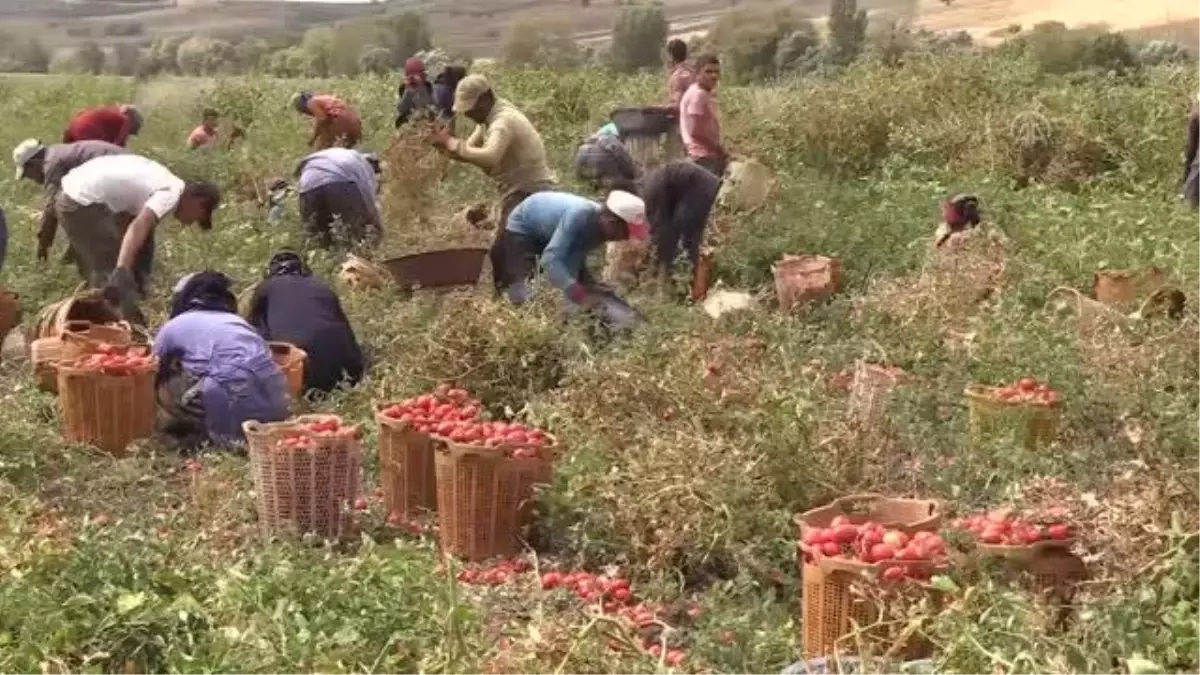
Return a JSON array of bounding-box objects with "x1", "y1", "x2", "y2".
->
[
  {"x1": 501, "y1": 18, "x2": 585, "y2": 69},
  {"x1": 704, "y1": 6, "x2": 811, "y2": 82},
  {"x1": 827, "y1": 0, "x2": 868, "y2": 65},
  {"x1": 609, "y1": 4, "x2": 669, "y2": 73}
]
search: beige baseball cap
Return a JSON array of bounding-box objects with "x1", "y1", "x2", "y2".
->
[
  {"x1": 452, "y1": 74, "x2": 492, "y2": 114},
  {"x1": 12, "y1": 138, "x2": 43, "y2": 179}
]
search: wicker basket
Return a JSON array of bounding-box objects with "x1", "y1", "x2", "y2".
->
[
  {"x1": 0, "y1": 288, "x2": 20, "y2": 345},
  {"x1": 32, "y1": 337, "x2": 65, "y2": 393},
  {"x1": 60, "y1": 321, "x2": 137, "y2": 360},
  {"x1": 975, "y1": 539, "x2": 1087, "y2": 598},
  {"x1": 244, "y1": 415, "x2": 362, "y2": 540},
  {"x1": 794, "y1": 494, "x2": 944, "y2": 660},
  {"x1": 376, "y1": 404, "x2": 438, "y2": 518},
  {"x1": 964, "y1": 384, "x2": 1062, "y2": 449},
  {"x1": 26, "y1": 285, "x2": 121, "y2": 343},
  {"x1": 774, "y1": 255, "x2": 842, "y2": 311},
  {"x1": 1093, "y1": 267, "x2": 1165, "y2": 306},
  {"x1": 847, "y1": 362, "x2": 909, "y2": 426},
  {"x1": 269, "y1": 342, "x2": 307, "y2": 398},
  {"x1": 433, "y1": 437, "x2": 556, "y2": 561},
  {"x1": 57, "y1": 357, "x2": 158, "y2": 457}
]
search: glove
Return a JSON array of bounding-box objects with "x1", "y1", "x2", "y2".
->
[{"x1": 103, "y1": 267, "x2": 147, "y2": 327}]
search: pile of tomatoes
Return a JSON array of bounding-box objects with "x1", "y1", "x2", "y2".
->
[
  {"x1": 456, "y1": 558, "x2": 533, "y2": 586},
  {"x1": 75, "y1": 349, "x2": 154, "y2": 376},
  {"x1": 304, "y1": 418, "x2": 344, "y2": 434},
  {"x1": 380, "y1": 385, "x2": 483, "y2": 431},
  {"x1": 989, "y1": 377, "x2": 1061, "y2": 406},
  {"x1": 275, "y1": 435, "x2": 316, "y2": 451},
  {"x1": 801, "y1": 516, "x2": 948, "y2": 581},
  {"x1": 436, "y1": 421, "x2": 552, "y2": 458},
  {"x1": 954, "y1": 509, "x2": 1073, "y2": 546}
]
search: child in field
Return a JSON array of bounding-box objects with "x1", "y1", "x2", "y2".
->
[{"x1": 187, "y1": 108, "x2": 220, "y2": 149}]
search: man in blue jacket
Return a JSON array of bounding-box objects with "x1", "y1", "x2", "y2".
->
[{"x1": 491, "y1": 190, "x2": 648, "y2": 307}]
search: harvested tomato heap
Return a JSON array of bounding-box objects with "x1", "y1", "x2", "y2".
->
[
  {"x1": 379, "y1": 385, "x2": 483, "y2": 431},
  {"x1": 274, "y1": 434, "x2": 317, "y2": 450},
  {"x1": 990, "y1": 377, "x2": 1061, "y2": 406},
  {"x1": 435, "y1": 420, "x2": 552, "y2": 458},
  {"x1": 451, "y1": 559, "x2": 687, "y2": 665},
  {"x1": 954, "y1": 509, "x2": 1073, "y2": 546},
  {"x1": 801, "y1": 515, "x2": 948, "y2": 581},
  {"x1": 303, "y1": 418, "x2": 343, "y2": 434},
  {"x1": 75, "y1": 348, "x2": 154, "y2": 376}
]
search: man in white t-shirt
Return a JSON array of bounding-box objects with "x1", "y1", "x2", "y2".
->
[{"x1": 57, "y1": 154, "x2": 220, "y2": 323}]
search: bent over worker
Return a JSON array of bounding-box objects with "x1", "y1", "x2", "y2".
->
[
  {"x1": 56, "y1": 154, "x2": 220, "y2": 324},
  {"x1": 1183, "y1": 95, "x2": 1199, "y2": 210},
  {"x1": 63, "y1": 104, "x2": 143, "y2": 146},
  {"x1": 491, "y1": 190, "x2": 648, "y2": 308},
  {"x1": 642, "y1": 160, "x2": 720, "y2": 281},
  {"x1": 13, "y1": 138, "x2": 128, "y2": 264},
  {"x1": 291, "y1": 91, "x2": 362, "y2": 149},
  {"x1": 294, "y1": 148, "x2": 382, "y2": 249},
  {"x1": 247, "y1": 251, "x2": 365, "y2": 397},
  {"x1": 432, "y1": 74, "x2": 556, "y2": 234}
]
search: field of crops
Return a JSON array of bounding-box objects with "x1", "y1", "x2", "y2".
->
[{"x1": 0, "y1": 50, "x2": 1196, "y2": 673}]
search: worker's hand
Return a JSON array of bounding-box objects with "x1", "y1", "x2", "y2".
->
[
  {"x1": 430, "y1": 125, "x2": 452, "y2": 150},
  {"x1": 103, "y1": 267, "x2": 147, "y2": 327}
]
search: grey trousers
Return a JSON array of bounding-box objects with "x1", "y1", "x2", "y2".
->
[{"x1": 54, "y1": 193, "x2": 155, "y2": 291}]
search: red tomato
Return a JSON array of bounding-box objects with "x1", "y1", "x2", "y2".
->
[
  {"x1": 882, "y1": 530, "x2": 909, "y2": 548},
  {"x1": 897, "y1": 545, "x2": 925, "y2": 561},
  {"x1": 665, "y1": 649, "x2": 685, "y2": 667},
  {"x1": 1017, "y1": 377, "x2": 1038, "y2": 392},
  {"x1": 832, "y1": 524, "x2": 859, "y2": 544},
  {"x1": 1047, "y1": 523, "x2": 1071, "y2": 540},
  {"x1": 612, "y1": 587, "x2": 631, "y2": 602},
  {"x1": 540, "y1": 572, "x2": 562, "y2": 589},
  {"x1": 870, "y1": 543, "x2": 896, "y2": 560},
  {"x1": 353, "y1": 497, "x2": 368, "y2": 511},
  {"x1": 830, "y1": 515, "x2": 851, "y2": 528},
  {"x1": 980, "y1": 526, "x2": 1005, "y2": 544},
  {"x1": 647, "y1": 644, "x2": 662, "y2": 659},
  {"x1": 881, "y1": 566, "x2": 906, "y2": 581},
  {"x1": 386, "y1": 511, "x2": 404, "y2": 527},
  {"x1": 457, "y1": 569, "x2": 477, "y2": 584},
  {"x1": 820, "y1": 541, "x2": 840, "y2": 557}
]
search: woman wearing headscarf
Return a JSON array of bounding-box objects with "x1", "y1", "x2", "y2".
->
[
  {"x1": 154, "y1": 271, "x2": 289, "y2": 450},
  {"x1": 246, "y1": 251, "x2": 365, "y2": 396}
]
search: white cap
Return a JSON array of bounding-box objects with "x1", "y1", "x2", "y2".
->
[
  {"x1": 604, "y1": 190, "x2": 649, "y2": 240},
  {"x1": 12, "y1": 138, "x2": 43, "y2": 180}
]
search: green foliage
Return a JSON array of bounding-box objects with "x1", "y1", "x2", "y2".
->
[
  {"x1": 501, "y1": 18, "x2": 585, "y2": 69},
  {"x1": 358, "y1": 46, "x2": 393, "y2": 76},
  {"x1": 705, "y1": 6, "x2": 810, "y2": 82},
  {"x1": 609, "y1": 3, "x2": 669, "y2": 73},
  {"x1": 827, "y1": 0, "x2": 869, "y2": 66},
  {"x1": 234, "y1": 38, "x2": 270, "y2": 73},
  {"x1": 1015, "y1": 22, "x2": 1142, "y2": 75},
  {"x1": 176, "y1": 36, "x2": 235, "y2": 76},
  {"x1": 1137, "y1": 40, "x2": 1193, "y2": 67}
]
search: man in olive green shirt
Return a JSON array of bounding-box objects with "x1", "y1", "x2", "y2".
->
[{"x1": 431, "y1": 74, "x2": 556, "y2": 232}]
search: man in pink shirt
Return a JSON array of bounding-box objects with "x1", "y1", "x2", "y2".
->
[
  {"x1": 186, "y1": 108, "x2": 219, "y2": 149},
  {"x1": 665, "y1": 39, "x2": 693, "y2": 108},
  {"x1": 679, "y1": 53, "x2": 727, "y2": 177}
]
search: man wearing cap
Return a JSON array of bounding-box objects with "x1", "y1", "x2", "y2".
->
[
  {"x1": 291, "y1": 92, "x2": 362, "y2": 150},
  {"x1": 492, "y1": 190, "x2": 649, "y2": 308},
  {"x1": 395, "y1": 57, "x2": 437, "y2": 128},
  {"x1": 62, "y1": 104, "x2": 143, "y2": 147},
  {"x1": 294, "y1": 147, "x2": 383, "y2": 249},
  {"x1": 13, "y1": 138, "x2": 129, "y2": 264},
  {"x1": 55, "y1": 154, "x2": 220, "y2": 324},
  {"x1": 431, "y1": 74, "x2": 556, "y2": 235}
]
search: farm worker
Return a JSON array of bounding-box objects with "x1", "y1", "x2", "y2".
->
[
  {"x1": 186, "y1": 108, "x2": 220, "y2": 149},
  {"x1": 56, "y1": 154, "x2": 221, "y2": 324},
  {"x1": 62, "y1": 104, "x2": 143, "y2": 146},
  {"x1": 642, "y1": 160, "x2": 721, "y2": 281},
  {"x1": 1182, "y1": 93, "x2": 1199, "y2": 209},
  {"x1": 290, "y1": 91, "x2": 362, "y2": 150},
  {"x1": 12, "y1": 138, "x2": 128, "y2": 264},
  {"x1": 935, "y1": 194, "x2": 982, "y2": 248},
  {"x1": 294, "y1": 147, "x2": 383, "y2": 249},
  {"x1": 680, "y1": 53, "x2": 728, "y2": 178},
  {"x1": 665, "y1": 38, "x2": 694, "y2": 108},
  {"x1": 395, "y1": 57, "x2": 437, "y2": 128},
  {"x1": 493, "y1": 190, "x2": 649, "y2": 308},
  {"x1": 431, "y1": 74, "x2": 556, "y2": 235},
  {"x1": 155, "y1": 271, "x2": 289, "y2": 450},
  {"x1": 574, "y1": 123, "x2": 640, "y2": 192},
  {"x1": 433, "y1": 64, "x2": 469, "y2": 122},
  {"x1": 246, "y1": 251, "x2": 365, "y2": 397}
]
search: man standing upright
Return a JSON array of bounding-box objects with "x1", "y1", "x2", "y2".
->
[
  {"x1": 665, "y1": 39, "x2": 694, "y2": 108},
  {"x1": 431, "y1": 74, "x2": 556, "y2": 235},
  {"x1": 679, "y1": 54, "x2": 728, "y2": 178},
  {"x1": 12, "y1": 138, "x2": 129, "y2": 264}
]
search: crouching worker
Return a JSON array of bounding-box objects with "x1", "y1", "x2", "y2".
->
[
  {"x1": 154, "y1": 272, "x2": 290, "y2": 450},
  {"x1": 574, "y1": 123, "x2": 640, "y2": 192},
  {"x1": 642, "y1": 160, "x2": 720, "y2": 283},
  {"x1": 246, "y1": 251, "x2": 365, "y2": 397},
  {"x1": 492, "y1": 190, "x2": 648, "y2": 328},
  {"x1": 295, "y1": 148, "x2": 383, "y2": 250},
  {"x1": 935, "y1": 194, "x2": 981, "y2": 248}
]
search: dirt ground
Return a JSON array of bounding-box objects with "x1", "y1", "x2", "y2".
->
[{"x1": 911, "y1": 0, "x2": 1199, "y2": 43}]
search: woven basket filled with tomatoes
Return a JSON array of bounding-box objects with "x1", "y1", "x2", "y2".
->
[
  {"x1": 965, "y1": 378, "x2": 1062, "y2": 449},
  {"x1": 794, "y1": 494, "x2": 945, "y2": 660},
  {"x1": 433, "y1": 422, "x2": 557, "y2": 561},
  {"x1": 60, "y1": 320, "x2": 139, "y2": 361},
  {"x1": 268, "y1": 342, "x2": 308, "y2": 399},
  {"x1": 244, "y1": 415, "x2": 363, "y2": 540},
  {"x1": 953, "y1": 508, "x2": 1086, "y2": 597},
  {"x1": 57, "y1": 351, "x2": 158, "y2": 457},
  {"x1": 376, "y1": 385, "x2": 483, "y2": 519}
]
